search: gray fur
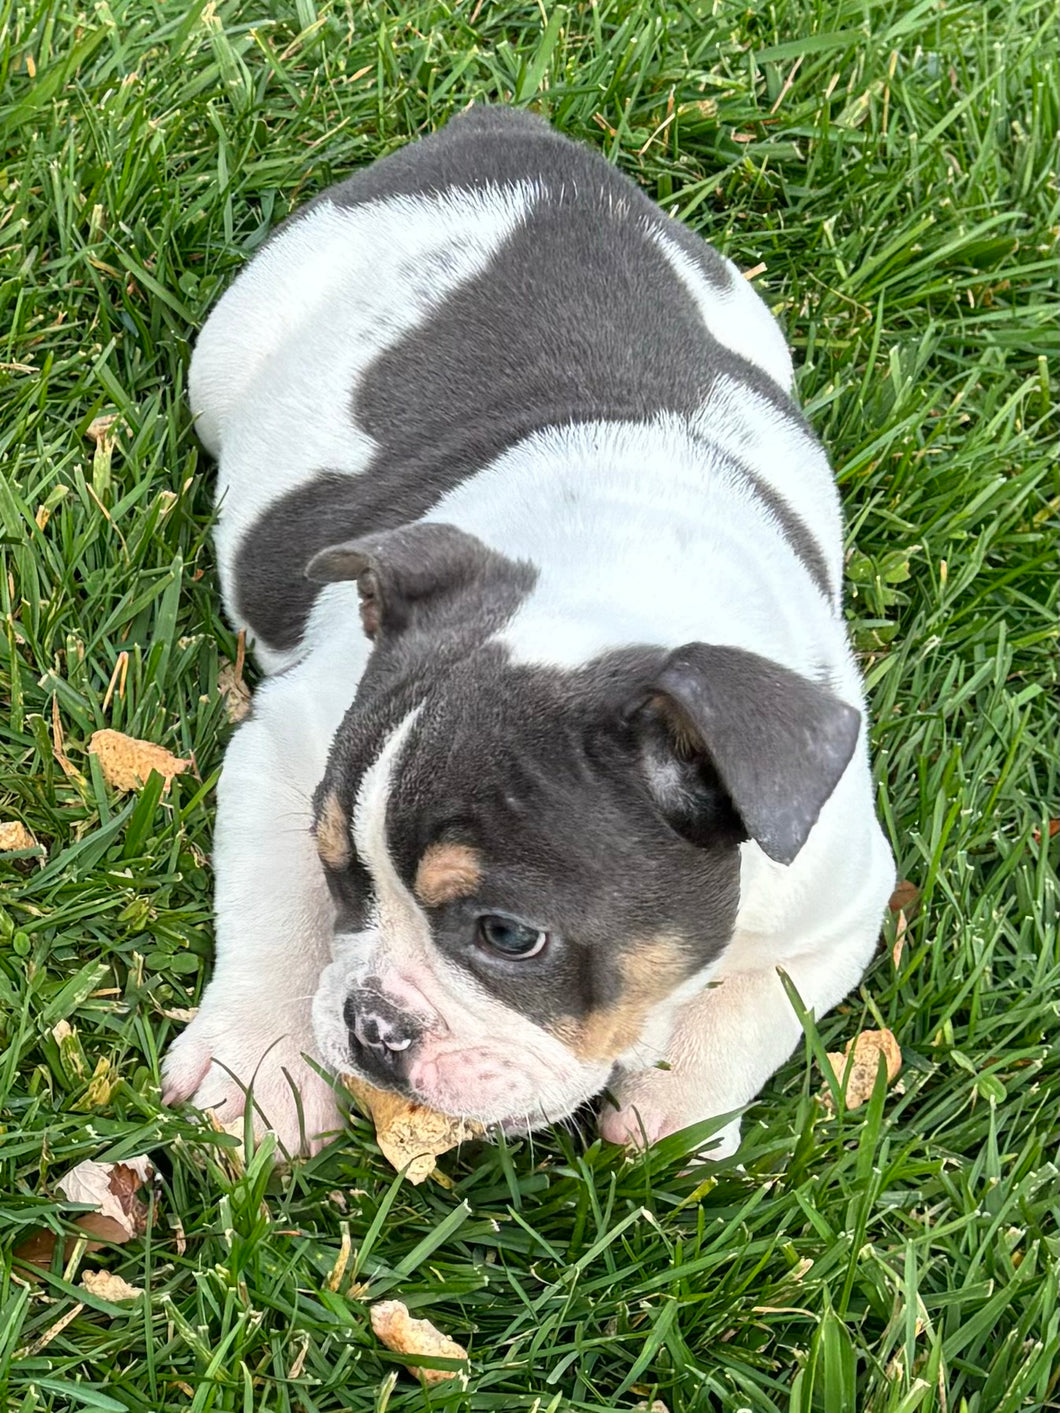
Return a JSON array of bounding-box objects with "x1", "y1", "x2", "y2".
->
[{"x1": 233, "y1": 106, "x2": 829, "y2": 652}]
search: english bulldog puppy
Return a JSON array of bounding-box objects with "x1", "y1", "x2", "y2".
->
[{"x1": 162, "y1": 106, "x2": 895, "y2": 1159}]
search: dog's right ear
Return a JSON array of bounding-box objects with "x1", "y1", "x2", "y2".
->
[{"x1": 305, "y1": 523, "x2": 534, "y2": 642}]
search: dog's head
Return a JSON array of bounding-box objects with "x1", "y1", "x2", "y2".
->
[{"x1": 305, "y1": 523, "x2": 859, "y2": 1129}]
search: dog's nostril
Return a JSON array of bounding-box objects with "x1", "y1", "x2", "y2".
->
[{"x1": 351, "y1": 1008, "x2": 414, "y2": 1054}]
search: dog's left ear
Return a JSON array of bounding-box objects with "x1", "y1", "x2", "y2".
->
[
  {"x1": 635, "y1": 644, "x2": 861, "y2": 865},
  {"x1": 305, "y1": 522, "x2": 533, "y2": 641}
]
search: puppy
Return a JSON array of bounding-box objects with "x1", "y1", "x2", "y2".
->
[{"x1": 162, "y1": 106, "x2": 895, "y2": 1159}]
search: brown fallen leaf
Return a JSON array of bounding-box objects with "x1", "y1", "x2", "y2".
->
[
  {"x1": 14, "y1": 1156, "x2": 154, "y2": 1270},
  {"x1": 824, "y1": 1028, "x2": 902, "y2": 1110},
  {"x1": 57, "y1": 1155, "x2": 153, "y2": 1240},
  {"x1": 217, "y1": 659, "x2": 252, "y2": 723},
  {"x1": 370, "y1": 1300, "x2": 468, "y2": 1385},
  {"x1": 0, "y1": 820, "x2": 38, "y2": 852},
  {"x1": 80, "y1": 1269, "x2": 144, "y2": 1301},
  {"x1": 888, "y1": 879, "x2": 920, "y2": 913},
  {"x1": 88, "y1": 729, "x2": 191, "y2": 792},
  {"x1": 343, "y1": 1076, "x2": 483, "y2": 1185}
]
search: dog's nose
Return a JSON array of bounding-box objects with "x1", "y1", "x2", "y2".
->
[
  {"x1": 352, "y1": 1009, "x2": 413, "y2": 1053},
  {"x1": 344, "y1": 992, "x2": 419, "y2": 1081}
]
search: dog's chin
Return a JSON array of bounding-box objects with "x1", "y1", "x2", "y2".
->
[{"x1": 404, "y1": 1049, "x2": 610, "y2": 1133}]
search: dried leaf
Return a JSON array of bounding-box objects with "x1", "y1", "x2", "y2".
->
[
  {"x1": 343, "y1": 1076, "x2": 483, "y2": 1184},
  {"x1": 16, "y1": 1302, "x2": 85, "y2": 1358},
  {"x1": 824, "y1": 1028, "x2": 902, "y2": 1110},
  {"x1": 88, "y1": 729, "x2": 190, "y2": 792},
  {"x1": 159, "y1": 1005, "x2": 198, "y2": 1022},
  {"x1": 56, "y1": 1155, "x2": 153, "y2": 1241},
  {"x1": 888, "y1": 879, "x2": 920, "y2": 913},
  {"x1": 0, "y1": 820, "x2": 38, "y2": 852},
  {"x1": 891, "y1": 909, "x2": 908, "y2": 967},
  {"x1": 370, "y1": 1300, "x2": 468, "y2": 1385},
  {"x1": 81, "y1": 1269, "x2": 144, "y2": 1301},
  {"x1": 52, "y1": 697, "x2": 85, "y2": 783},
  {"x1": 15, "y1": 1156, "x2": 154, "y2": 1270},
  {"x1": 217, "y1": 659, "x2": 252, "y2": 723},
  {"x1": 633, "y1": 1403, "x2": 670, "y2": 1413},
  {"x1": 86, "y1": 413, "x2": 121, "y2": 446}
]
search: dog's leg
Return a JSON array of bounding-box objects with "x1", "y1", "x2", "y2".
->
[
  {"x1": 162, "y1": 657, "x2": 355, "y2": 1155},
  {"x1": 599, "y1": 928, "x2": 882, "y2": 1159}
]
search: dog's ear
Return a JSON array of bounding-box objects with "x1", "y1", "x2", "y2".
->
[
  {"x1": 305, "y1": 523, "x2": 532, "y2": 641},
  {"x1": 633, "y1": 644, "x2": 861, "y2": 865}
]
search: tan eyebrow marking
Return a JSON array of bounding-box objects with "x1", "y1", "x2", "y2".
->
[
  {"x1": 549, "y1": 937, "x2": 690, "y2": 1060},
  {"x1": 314, "y1": 789, "x2": 351, "y2": 870},
  {"x1": 414, "y1": 842, "x2": 483, "y2": 907}
]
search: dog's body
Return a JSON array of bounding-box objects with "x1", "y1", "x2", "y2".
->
[{"x1": 162, "y1": 108, "x2": 894, "y2": 1157}]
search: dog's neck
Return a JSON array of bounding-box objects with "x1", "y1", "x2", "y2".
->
[{"x1": 419, "y1": 414, "x2": 834, "y2": 674}]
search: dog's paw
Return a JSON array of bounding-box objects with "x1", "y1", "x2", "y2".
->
[
  {"x1": 598, "y1": 1075, "x2": 742, "y2": 1160},
  {"x1": 162, "y1": 1009, "x2": 343, "y2": 1157}
]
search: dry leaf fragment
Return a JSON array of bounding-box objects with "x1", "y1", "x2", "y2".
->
[
  {"x1": 824, "y1": 1028, "x2": 902, "y2": 1110},
  {"x1": 86, "y1": 413, "x2": 121, "y2": 446},
  {"x1": 52, "y1": 698, "x2": 85, "y2": 783},
  {"x1": 343, "y1": 1076, "x2": 483, "y2": 1184},
  {"x1": 15, "y1": 1156, "x2": 154, "y2": 1270},
  {"x1": 0, "y1": 820, "x2": 38, "y2": 852},
  {"x1": 217, "y1": 659, "x2": 252, "y2": 722},
  {"x1": 634, "y1": 1403, "x2": 670, "y2": 1413},
  {"x1": 891, "y1": 909, "x2": 908, "y2": 968},
  {"x1": 81, "y1": 1269, "x2": 144, "y2": 1301},
  {"x1": 159, "y1": 1005, "x2": 198, "y2": 1022},
  {"x1": 888, "y1": 879, "x2": 920, "y2": 913},
  {"x1": 57, "y1": 1155, "x2": 153, "y2": 1241},
  {"x1": 89, "y1": 729, "x2": 190, "y2": 792},
  {"x1": 370, "y1": 1300, "x2": 468, "y2": 1385}
]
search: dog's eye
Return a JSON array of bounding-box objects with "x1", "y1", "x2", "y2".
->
[{"x1": 476, "y1": 914, "x2": 549, "y2": 958}]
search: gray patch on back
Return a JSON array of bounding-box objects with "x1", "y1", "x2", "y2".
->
[{"x1": 233, "y1": 106, "x2": 830, "y2": 650}]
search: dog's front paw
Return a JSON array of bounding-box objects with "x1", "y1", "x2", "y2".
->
[
  {"x1": 162, "y1": 1007, "x2": 342, "y2": 1157},
  {"x1": 598, "y1": 1073, "x2": 742, "y2": 1160}
]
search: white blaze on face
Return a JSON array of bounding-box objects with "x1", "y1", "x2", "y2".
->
[
  {"x1": 311, "y1": 706, "x2": 617, "y2": 1126},
  {"x1": 351, "y1": 706, "x2": 432, "y2": 968}
]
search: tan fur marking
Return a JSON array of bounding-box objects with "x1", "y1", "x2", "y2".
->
[
  {"x1": 550, "y1": 938, "x2": 690, "y2": 1061},
  {"x1": 414, "y1": 843, "x2": 482, "y2": 907},
  {"x1": 649, "y1": 692, "x2": 700, "y2": 760},
  {"x1": 314, "y1": 790, "x2": 351, "y2": 870}
]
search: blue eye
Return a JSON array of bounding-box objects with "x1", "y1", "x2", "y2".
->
[{"x1": 477, "y1": 914, "x2": 549, "y2": 958}]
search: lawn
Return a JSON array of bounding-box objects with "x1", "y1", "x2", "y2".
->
[{"x1": 1, "y1": 1, "x2": 1057, "y2": 1409}]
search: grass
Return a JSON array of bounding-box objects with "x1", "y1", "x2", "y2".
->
[{"x1": 0, "y1": 0, "x2": 1057, "y2": 1408}]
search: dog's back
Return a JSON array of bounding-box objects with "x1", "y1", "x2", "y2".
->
[{"x1": 190, "y1": 107, "x2": 837, "y2": 674}]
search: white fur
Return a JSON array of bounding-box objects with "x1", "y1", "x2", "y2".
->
[
  {"x1": 190, "y1": 182, "x2": 538, "y2": 671},
  {"x1": 160, "y1": 616, "x2": 370, "y2": 1152},
  {"x1": 419, "y1": 414, "x2": 846, "y2": 679},
  {"x1": 649, "y1": 228, "x2": 795, "y2": 394},
  {"x1": 166, "y1": 169, "x2": 895, "y2": 1159}
]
